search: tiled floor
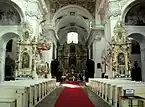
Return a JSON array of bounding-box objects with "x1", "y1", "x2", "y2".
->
[
  {"x1": 35, "y1": 85, "x2": 112, "y2": 107},
  {"x1": 35, "y1": 86, "x2": 64, "y2": 107},
  {"x1": 82, "y1": 86, "x2": 112, "y2": 107}
]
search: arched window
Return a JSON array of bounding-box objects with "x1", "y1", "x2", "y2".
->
[{"x1": 67, "y1": 32, "x2": 78, "y2": 44}]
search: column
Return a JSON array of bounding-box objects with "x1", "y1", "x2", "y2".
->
[
  {"x1": 108, "y1": 0, "x2": 121, "y2": 38},
  {"x1": 0, "y1": 47, "x2": 6, "y2": 82},
  {"x1": 140, "y1": 46, "x2": 145, "y2": 81},
  {"x1": 93, "y1": 38, "x2": 105, "y2": 78}
]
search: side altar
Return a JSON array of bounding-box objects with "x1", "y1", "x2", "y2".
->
[
  {"x1": 15, "y1": 22, "x2": 51, "y2": 79},
  {"x1": 102, "y1": 21, "x2": 131, "y2": 78}
]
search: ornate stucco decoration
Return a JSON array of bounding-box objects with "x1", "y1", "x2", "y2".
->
[
  {"x1": 15, "y1": 21, "x2": 40, "y2": 78},
  {"x1": 25, "y1": 8, "x2": 43, "y2": 20},
  {"x1": 36, "y1": 61, "x2": 50, "y2": 78},
  {"x1": 37, "y1": 33, "x2": 52, "y2": 57},
  {"x1": 49, "y1": 0, "x2": 96, "y2": 17},
  {"x1": 109, "y1": 9, "x2": 121, "y2": 18},
  {"x1": 24, "y1": 0, "x2": 43, "y2": 19},
  {"x1": 110, "y1": 21, "x2": 131, "y2": 78},
  {"x1": 108, "y1": 1, "x2": 121, "y2": 18},
  {"x1": 19, "y1": 21, "x2": 33, "y2": 42}
]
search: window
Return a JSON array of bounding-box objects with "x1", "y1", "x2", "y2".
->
[
  {"x1": 97, "y1": 63, "x2": 101, "y2": 69},
  {"x1": 67, "y1": 32, "x2": 78, "y2": 44}
]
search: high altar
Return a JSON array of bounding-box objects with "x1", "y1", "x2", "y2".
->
[{"x1": 58, "y1": 42, "x2": 87, "y2": 79}]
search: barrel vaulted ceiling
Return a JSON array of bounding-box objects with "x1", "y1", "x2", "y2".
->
[{"x1": 43, "y1": 0, "x2": 104, "y2": 44}]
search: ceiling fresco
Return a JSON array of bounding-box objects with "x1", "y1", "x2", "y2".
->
[{"x1": 49, "y1": 0, "x2": 96, "y2": 17}]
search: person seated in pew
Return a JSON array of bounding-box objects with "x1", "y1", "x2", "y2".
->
[{"x1": 131, "y1": 61, "x2": 142, "y2": 81}]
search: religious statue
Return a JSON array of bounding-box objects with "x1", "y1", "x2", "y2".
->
[
  {"x1": 23, "y1": 31, "x2": 29, "y2": 40},
  {"x1": 36, "y1": 61, "x2": 50, "y2": 78}
]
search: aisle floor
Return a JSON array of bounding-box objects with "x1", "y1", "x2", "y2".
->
[{"x1": 35, "y1": 84, "x2": 112, "y2": 107}]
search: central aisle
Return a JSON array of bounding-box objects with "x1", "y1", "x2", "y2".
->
[{"x1": 54, "y1": 82, "x2": 95, "y2": 107}]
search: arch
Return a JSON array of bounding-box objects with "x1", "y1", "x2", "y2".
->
[
  {"x1": 127, "y1": 33, "x2": 145, "y2": 43},
  {"x1": 52, "y1": 5, "x2": 93, "y2": 23},
  {"x1": 0, "y1": 1, "x2": 24, "y2": 24},
  {"x1": 121, "y1": 0, "x2": 143, "y2": 23},
  {"x1": 0, "y1": 32, "x2": 19, "y2": 46},
  {"x1": 0, "y1": 32, "x2": 19, "y2": 81}
]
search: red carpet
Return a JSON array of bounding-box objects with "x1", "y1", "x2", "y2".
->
[{"x1": 54, "y1": 82, "x2": 95, "y2": 107}]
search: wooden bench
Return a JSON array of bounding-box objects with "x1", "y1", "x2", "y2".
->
[
  {"x1": 88, "y1": 78, "x2": 145, "y2": 107},
  {"x1": 0, "y1": 98, "x2": 16, "y2": 107},
  {"x1": 0, "y1": 79, "x2": 56, "y2": 107}
]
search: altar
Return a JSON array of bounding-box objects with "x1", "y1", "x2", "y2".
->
[{"x1": 58, "y1": 42, "x2": 87, "y2": 81}]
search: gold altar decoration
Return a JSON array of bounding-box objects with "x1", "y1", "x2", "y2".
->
[
  {"x1": 36, "y1": 61, "x2": 50, "y2": 78},
  {"x1": 110, "y1": 21, "x2": 131, "y2": 78},
  {"x1": 15, "y1": 21, "x2": 51, "y2": 79},
  {"x1": 58, "y1": 42, "x2": 87, "y2": 78},
  {"x1": 15, "y1": 22, "x2": 40, "y2": 78}
]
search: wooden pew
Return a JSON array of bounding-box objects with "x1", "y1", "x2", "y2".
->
[
  {"x1": 0, "y1": 79, "x2": 56, "y2": 107},
  {"x1": 105, "y1": 80, "x2": 136, "y2": 103},
  {"x1": 88, "y1": 78, "x2": 145, "y2": 107},
  {"x1": 0, "y1": 98, "x2": 16, "y2": 107},
  {"x1": 0, "y1": 85, "x2": 28, "y2": 107}
]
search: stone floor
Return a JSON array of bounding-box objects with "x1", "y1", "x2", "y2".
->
[{"x1": 35, "y1": 85, "x2": 112, "y2": 107}]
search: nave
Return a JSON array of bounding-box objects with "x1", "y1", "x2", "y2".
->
[{"x1": 36, "y1": 82, "x2": 110, "y2": 107}]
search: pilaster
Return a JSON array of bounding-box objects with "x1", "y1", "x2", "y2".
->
[
  {"x1": 0, "y1": 47, "x2": 6, "y2": 81},
  {"x1": 108, "y1": 0, "x2": 121, "y2": 38},
  {"x1": 140, "y1": 44, "x2": 145, "y2": 81}
]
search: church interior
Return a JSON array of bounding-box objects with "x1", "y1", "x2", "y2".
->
[{"x1": 0, "y1": 0, "x2": 145, "y2": 107}]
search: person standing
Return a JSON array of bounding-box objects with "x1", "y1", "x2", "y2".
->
[{"x1": 131, "y1": 61, "x2": 142, "y2": 81}]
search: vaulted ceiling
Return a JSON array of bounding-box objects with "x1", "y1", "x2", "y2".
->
[
  {"x1": 49, "y1": 0, "x2": 97, "y2": 17},
  {"x1": 43, "y1": 0, "x2": 103, "y2": 44}
]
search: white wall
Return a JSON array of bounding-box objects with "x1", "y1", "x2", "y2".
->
[
  {"x1": 93, "y1": 38, "x2": 105, "y2": 78},
  {"x1": 42, "y1": 42, "x2": 53, "y2": 66}
]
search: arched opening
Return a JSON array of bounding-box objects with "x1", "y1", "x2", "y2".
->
[
  {"x1": 123, "y1": 1, "x2": 145, "y2": 81},
  {"x1": 0, "y1": 1, "x2": 22, "y2": 81},
  {"x1": 0, "y1": 32, "x2": 19, "y2": 81},
  {"x1": 5, "y1": 37, "x2": 18, "y2": 81},
  {"x1": 128, "y1": 33, "x2": 143, "y2": 81}
]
